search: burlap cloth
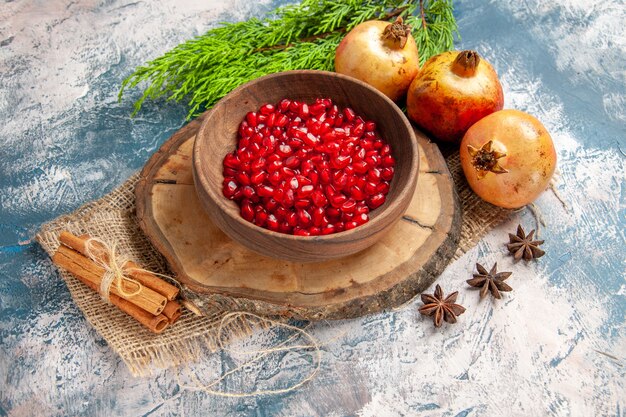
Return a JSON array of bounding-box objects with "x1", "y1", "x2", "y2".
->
[{"x1": 36, "y1": 150, "x2": 509, "y2": 376}]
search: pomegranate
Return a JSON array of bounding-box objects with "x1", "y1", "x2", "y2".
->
[
  {"x1": 459, "y1": 109, "x2": 557, "y2": 209},
  {"x1": 222, "y1": 98, "x2": 395, "y2": 236},
  {"x1": 407, "y1": 50, "x2": 503, "y2": 143},
  {"x1": 335, "y1": 17, "x2": 419, "y2": 101}
]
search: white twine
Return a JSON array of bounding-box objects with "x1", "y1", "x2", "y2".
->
[
  {"x1": 83, "y1": 237, "x2": 143, "y2": 303},
  {"x1": 178, "y1": 311, "x2": 325, "y2": 398}
]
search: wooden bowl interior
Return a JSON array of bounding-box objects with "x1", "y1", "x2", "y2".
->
[{"x1": 197, "y1": 71, "x2": 417, "y2": 234}]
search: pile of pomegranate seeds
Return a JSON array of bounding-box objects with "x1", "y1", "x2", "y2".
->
[{"x1": 222, "y1": 98, "x2": 395, "y2": 236}]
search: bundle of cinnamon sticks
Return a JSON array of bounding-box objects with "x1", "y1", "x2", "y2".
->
[{"x1": 53, "y1": 231, "x2": 182, "y2": 333}]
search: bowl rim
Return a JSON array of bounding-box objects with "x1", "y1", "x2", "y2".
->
[{"x1": 193, "y1": 69, "x2": 419, "y2": 242}]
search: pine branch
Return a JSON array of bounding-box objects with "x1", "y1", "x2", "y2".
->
[{"x1": 119, "y1": 0, "x2": 458, "y2": 119}]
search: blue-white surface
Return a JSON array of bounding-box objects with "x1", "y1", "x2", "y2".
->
[{"x1": 0, "y1": 1, "x2": 624, "y2": 416}]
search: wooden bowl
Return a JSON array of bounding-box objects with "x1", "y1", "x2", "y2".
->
[{"x1": 193, "y1": 70, "x2": 418, "y2": 262}]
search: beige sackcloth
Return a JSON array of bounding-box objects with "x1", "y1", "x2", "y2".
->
[{"x1": 36, "y1": 148, "x2": 509, "y2": 376}]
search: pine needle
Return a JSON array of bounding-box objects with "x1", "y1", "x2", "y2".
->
[{"x1": 119, "y1": 0, "x2": 458, "y2": 119}]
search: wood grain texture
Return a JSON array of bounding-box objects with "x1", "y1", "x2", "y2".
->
[
  {"x1": 136, "y1": 116, "x2": 460, "y2": 320},
  {"x1": 192, "y1": 70, "x2": 419, "y2": 262}
]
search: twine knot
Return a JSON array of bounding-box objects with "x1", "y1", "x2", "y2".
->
[{"x1": 83, "y1": 237, "x2": 143, "y2": 303}]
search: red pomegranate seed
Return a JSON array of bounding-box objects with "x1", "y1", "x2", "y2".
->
[
  {"x1": 279, "y1": 99, "x2": 291, "y2": 112},
  {"x1": 299, "y1": 103, "x2": 310, "y2": 119},
  {"x1": 267, "y1": 214, "x2": 279, "y2": 231},
  {"x1": 321, "y1": 224, "x2": 336, "y2": 235},
  {"x1": 250, "y1": 171, "x2": 266, "y2": 185},
  {"x1": 223, "y1": 179, "x2": 238, "y2": 199},
  {"x1": 311, "y1": 190, "x2": 328, "y2": 207},
  {"x1": 297, "y1": 208, "x2": 312, "y2": 227},
  {"x1": 287, "y1": 212, "x2": 298, "y2": 227},
  {"x1": 260, "y1": 104, "x2": 275, "y2": 115},
  {"x1": 298, "y1": 184, "x2": 315, "y2": 198},
  {"x1": 345, "y1": 221, "x2": 359, "y2": 230},
  {"x1": 241, "y1": 200, "x2": 255, "y2": 221},
  {"x1": 344, "y1": 107, "x2": 356, "y2": 121},
  {"x1": 256, "y1": 185, "x2": 274, "y2": 198},
  {"x1": 381, "y1": 167, "x2": 394, "y2": 181},
  {"x1": 368, "y1": 168, "x2": 382, "y2": 182},
  {"x1": 255, "y1": 210, "x2": 268, "y2": 227},
  {"x1": 242, "y1": 186, "x2": 255, "y2": 199},
  {"x1": 330, "y1": 193, "x2": 348, "y2": 208},
  {"x1": 367, "y1": 193, "x2": 386, "y2": 209},
  {"x1": 223, "y1": 98, "x2": 395, "y2": 235},
  {"x1": 355, "y1": 212, "x2": 369, "y2": 225},
  {"x1": 349, "y1": 186, "x2": 365, "y2": 200}
]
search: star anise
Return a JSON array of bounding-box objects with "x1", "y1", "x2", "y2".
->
[
  {"x1": 507, "y1": 224, "x2": 545, "y2": 261},
  {"x1": 467, "y1": 263, "x2": 512, "y2": 299},
  {"x1": 418, "y1": 284, "x2": 466, "y2": 327}
]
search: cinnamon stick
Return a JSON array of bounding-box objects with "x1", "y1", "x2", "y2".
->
[
  {"x1": 53, "y1": 247, "x2": 169, "y2": 334},
  {"x1": 53, "y1": 244, "x2": 167, "y2": 316},
  {"x1": 59, "y1": 232, "x2": 180, "y2": 300},
  {"x1": 162, "y1": 300, "x2": 182, "y2": 324}
]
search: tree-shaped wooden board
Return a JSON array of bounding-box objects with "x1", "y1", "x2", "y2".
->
[{"x1": 136, "y1": 114, "x2": 460, "y2": 320}]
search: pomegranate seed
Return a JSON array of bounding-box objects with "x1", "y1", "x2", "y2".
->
[
  {"x1": 297, "y1": 208, "x2": 312, "y2": 227},
  {"x1": 266, "y1": 214, "x2": 279, "y2": 231},
  {"x1": 266, "y1": 112, "x2": 276, "y2": 128},
  {"x1": 287, "y1": 212, "x2": 298, "y2": 227},
  {"x1": 326, "y1": 207, "x2": 341, "y2": 220},
  {"x1": 355, "y1": 212, "x2": 369, "y2": 225},
  {"x1": 223, "y1": 99, "x2": 394, "y2": 235},
  {"x1": 298, "y1": 184, "x2": 315, "y2": 198},
  {"x1": 279, "y1": 99, "x2": 291, "y2": 112},
  {"x1": 268, "y1": 171, "x2": 282, "y2": 185},
  {"x1": 256, "y1": 185, "x2": 274, "y2": 197},
  {"x1": 275, "y1": 114, "x2": 289, "y2": 127},
  {"x1": 277, "y1": 144, "x2": 292, "y2": 157},
  {"x1": 367, "y1": 193, "x2": 386, "y2": 209},
  {"x1": 368, "y1": 168, "x2": 382, "y2": 182},
  {"x1": 352, "y1": 122, "x2": 364, "y2": 138},
  {"x1": 312, "y1": 207, "x2": 326, "y2": 227},
  {"x1": 223, "y1": 179, "x2": 238, "y2": 199},
  {"x1": 250, "y1": 171, "x2": 266, "y2": 185},
  {"x1": 352, "y1": 160, "x2": 369, "y2": 174},
  {"x1": 344, "y1": 107, "x2": 356, "y2": 121},
  {"x1": 321, "y1": 224, "x2": 336, "y2": 235},
  {"x1": 246, "y1": 112, "x2": 258, "y2": 127},
  {"x1": 236, "y1": 172, "x2": 250, "y2": 186},
  {"x1": 241, "y1": 200, "x2": 255, "y2": 221},
  {"x1": 345, "y1": 221, "x2": 359, "y2": 230},
  {"x1": 330, "y1": 193, "x2": 348, "y2": 208},
  {"x1": 293, "y1": 228, "x2": 310, "y2": 236},
  {"x1": 299, "y1": 103, "x2": 310, "y2": 119},
  {"x1": 311, "y1": 190, "x2": 328, "y2": 207},
  {"x1": 242, "y1": 186, "x2": 255, "y2": 198},
  {"x1": 283, "y1": 189, "x2": 295, "y2": 207},
  {"x1": 381, "y1": 167, "x2": 394, "y2": 181},
  {"x1": 308, "y1": 227, "x2": 321, "y2": 236},
  {"x1": 365, "y1": 181, "x2": 378, "y2": 195},
  {"x1": 284, "y1": 156, "x2": 300, "y2": 169},
  {"x1": 255, "y1": 210, "x2": 268, "y2": 226},
  {"x1": 341, "y1": 199, "x2": 357, "y2": 213},
  {"x1": 265, "y1": 198, "x2": 279, "y2": 212},
  {"x1": 331, "y1": 155, "x2": 351, "y2": 170},
  {"x1": 350, "y1": 186, "x2": 365, "y2": 200},
  {"x1": 260, "y1": 104, "x2": 275, "y2": 115}
]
